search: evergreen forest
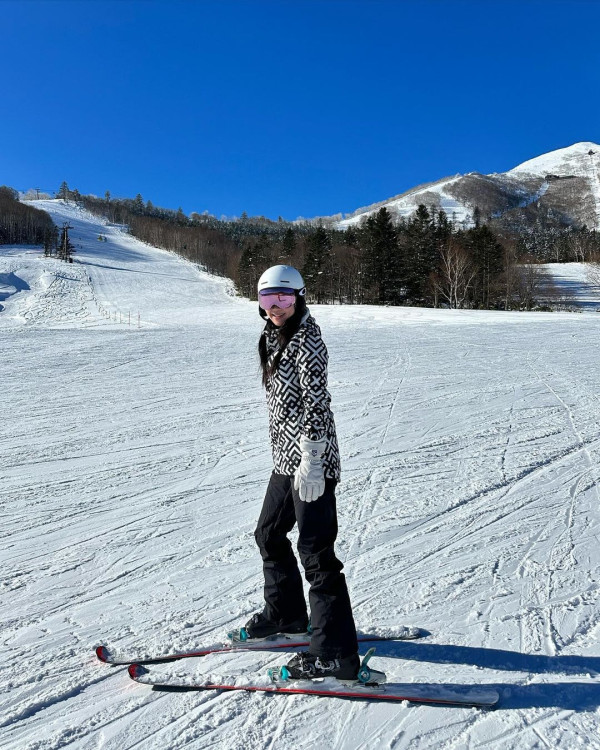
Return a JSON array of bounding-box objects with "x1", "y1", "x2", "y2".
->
[{"x1": 0, "y1": 186, "x2": 57, "y2": 249}]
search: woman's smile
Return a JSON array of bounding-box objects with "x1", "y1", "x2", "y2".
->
[{"x1": 267, "y1": 304, "x2": 295, "y2": 326}]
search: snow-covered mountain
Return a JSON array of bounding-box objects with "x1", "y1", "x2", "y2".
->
[{"x1": 336, "y1": 142, "x2": 600, "y2": 230}]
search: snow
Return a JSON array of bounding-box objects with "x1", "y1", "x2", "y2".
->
[
  {"x1": 541, "y1": 262, "x2": 600, "y2": 310},
  {"x1": 2, "y1": 201, "x2": 600, "y2": 748},
  {"x1": 338, "y1": 176, "x2": 473, "y2": 230},
  {"x1": 508, "y1": 143, "x2": 600, "y2": 228},
  {"x1": 507, "y1": 142, "x2": 600, "y2": 179},
  {"x1": 336, "y1": 142, "x2": 600, "y2": 230}
]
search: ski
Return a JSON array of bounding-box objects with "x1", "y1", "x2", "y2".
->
[
  {"x1": 96, "y1": 626, "x2": 425, "y2": 666},
  {"x1": 127, "y1": 662, "x2": 499, "y2": 708}
]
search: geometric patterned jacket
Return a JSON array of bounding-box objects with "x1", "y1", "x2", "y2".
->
[{"x1": 263, "y1": 309, "x2": 341, "y2": 480}]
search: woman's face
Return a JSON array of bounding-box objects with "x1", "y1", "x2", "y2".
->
[{"x1": 266, "y1": 302, "x2": 296, "y2": 326}]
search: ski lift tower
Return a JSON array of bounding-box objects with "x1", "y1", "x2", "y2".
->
[{"x1": 59, "y1": 222, "x2": 75, "y2": 263}]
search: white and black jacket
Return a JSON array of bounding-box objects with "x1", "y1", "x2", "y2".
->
[{"x1": 263, "y1": 309, "x2": 341, "y2": 481}]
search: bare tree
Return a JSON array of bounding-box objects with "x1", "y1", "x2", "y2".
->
[
  {"x1": 501, "y1": 243, "x2": 520, "y2": 310},
  {"x1": 586, "y1": 252, "x2": 600, "y2": 291},
  {"x1": 21, "y1": 188, "x2": 51, "y2": 201},
  {"x1": 513, "y1": 259, "x2": 546, "y2": 311},
  {"x1": 427, "y1": 270, "x2": 441, "y2": 307},
  {"x1": 565, "y1": 230, "x2": 597, "y2": 262},
  {"x1": 437, "y1": 241, "x2": 477, "y2": 308}
]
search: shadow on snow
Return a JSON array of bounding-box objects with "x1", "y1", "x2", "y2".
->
[
  {"x1": 357, "y1": 640, "x2": 600, "y2": 710},
  {"x1": 366, "y1": 639, "x2": 600, "y2": 676}
]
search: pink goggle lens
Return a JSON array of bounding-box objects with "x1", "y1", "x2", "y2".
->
[{"x1": 259, "y1": 291, "x2": 296, "y2": 310}]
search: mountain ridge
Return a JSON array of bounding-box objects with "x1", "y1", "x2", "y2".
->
[{"x1": 329, "y1": 142, "x2": 600, "y2": 231}]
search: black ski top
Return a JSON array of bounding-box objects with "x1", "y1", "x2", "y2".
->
[{"x1": 263, "y1": 309, "x2": 341, "y2": 480}]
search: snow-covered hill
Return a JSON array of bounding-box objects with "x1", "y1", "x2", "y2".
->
[
  {"x1": 2, "y1": 204, "x2": 600, "y2": 749},
  {"x1": 0, "y1": 200, "x2": 237, "y2": 330},
  {"x1": 508, "y1": 142, "x2": 600, "y2": 181},
  {"x1": 336, "y1": 142, "x2": 600, "y2": 230}
]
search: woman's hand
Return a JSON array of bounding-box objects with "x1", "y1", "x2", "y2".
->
[{"x1": 294, "y1": 436, "x2": 326, "y2": 502}]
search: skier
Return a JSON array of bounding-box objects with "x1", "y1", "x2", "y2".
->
[{"x1": 240, "y1": 264, "x2": 361, "y2": 681}]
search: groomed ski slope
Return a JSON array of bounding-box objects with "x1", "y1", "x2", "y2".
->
[{"x1": 2, "y1": 201, "x2": 600, "y2": 749}]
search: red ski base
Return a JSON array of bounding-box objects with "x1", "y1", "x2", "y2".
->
[
  {"x1": 127, "y1": 663, "x2": 500, "y2": 708},
  {"x1": 95, "y1": 629, "x2": 426, "y2": 666}
]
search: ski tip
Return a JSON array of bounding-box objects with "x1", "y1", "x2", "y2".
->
[
  {"x1": 483, "y1": 689, "x2": 501, "y2": 707},
  {"x1": 95, "y1": 646, "x2": 111, "y2": 662},
  {"x1": 128, "y1": 663, "x2": 148, "y2": 681},
  {"x1": 356, "y1": 626, "x2": 429, "y2": 643},
  {"x1": 394, "y1": 627, "x2": 429, "y2": 640}
]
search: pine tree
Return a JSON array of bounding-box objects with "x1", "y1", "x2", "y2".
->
[
  {"x1": 238, "y1": 234, "x2": 273, "y2": 298},
  {"x1": 281, "y1": 227, "x2": 296, "y2": 259},
  {"x1": 435, "y1": 210, "x2": 452, "y2": 244},
  {"x1": 238, "y1": 244, "x2": 255, "y2": 298},
  {"x1": 363, "y1": 208, "x2": 400, "y2": 304},
  {"x1": 302, "y1": 226, "x2": 332, "y2": 303},
  {"x1": 402, "y1": 205, "x2": 438, "y2": 302},
  {"x1": 344, "y1": 227, "x2": 359, "y2": 249},
  {"x1": 43, "y1": 225, "x2": 58, "y2": 256},
  {"x1": 325, "y1": 226, "x2": 363, "y2": 304},
  {"x1": 464, "y1": 225, "x2": 504, "y2": 308},
  {"x1": 57, "y1": 181, "x2": 70, "y2": 201}
]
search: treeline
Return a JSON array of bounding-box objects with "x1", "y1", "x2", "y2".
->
[
  {"x1": 82, "y1": 193, "x2": 240, "y2": 278},
  {"x1": 0, "y1": 186, "x2": 56, "y2": 248},
  {"x1": 239, "y1": 206, "x2": 600, "y2": 309},
  {"x1": 58, "y1": 182, "x2": 600, "y2": 310},
  {"x1": 79, "y1": 190, "x2": 316, "y2": 280},
  {"x1": 239, "y1": 206, "x2": 533, "y2": 310},
  {"x1": 514, "y1": 224, "x2": 600, "y2": 263},
  {"x1": 79, "y1": 192, "x2": 229, "y2": 277}
]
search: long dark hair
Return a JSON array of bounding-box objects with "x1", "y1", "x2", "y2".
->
[{"x1": 258, "y1": 294, "x2": 307, "y2": 387}]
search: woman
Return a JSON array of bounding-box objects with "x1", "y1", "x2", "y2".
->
[{"x1": 242, "y1": 264, "x2": 360, "y2": 681}]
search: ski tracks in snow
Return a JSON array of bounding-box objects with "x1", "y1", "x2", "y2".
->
[
  {"x1": 3, "y1": 213, "x2": 600, "y2": 748},
  {"x1": 328, "y1": 323, "x2": 600, "y2": 747},
  {"x1": 343, "y1": 337, "x2": 412, "y2": 580}
]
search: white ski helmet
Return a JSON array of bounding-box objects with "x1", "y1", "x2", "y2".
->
[{"x1": 258, "y1": 265, "x2": 306, "y2": 296}]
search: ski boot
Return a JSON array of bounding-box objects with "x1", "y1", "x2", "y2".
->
[
  {"x1": 269, "y1": 647, "x2": 386, "y2": 685},
  {"x1": 228, "y1": 611, "x2": 310, "y2": 644}
]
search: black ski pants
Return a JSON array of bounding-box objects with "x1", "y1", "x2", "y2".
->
[{"x1": 254, "y1": 471, "x2": 358, "y2": 659}]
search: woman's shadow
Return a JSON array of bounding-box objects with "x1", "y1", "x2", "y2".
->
[{"x1": 358, "y1": 638, "x2": 600, "y2": 710}]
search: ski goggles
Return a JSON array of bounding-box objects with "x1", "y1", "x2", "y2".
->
[{"x1": 258, "y1": 288, "x2": 296, "y2": 310}]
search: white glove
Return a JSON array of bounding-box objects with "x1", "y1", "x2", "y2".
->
[{"x1": 294, "y1": 436, "x2": 326, "y2": 502}]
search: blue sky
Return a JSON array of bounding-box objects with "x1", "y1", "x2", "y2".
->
[{"x1": 2, "y1": 0, "x2": 600, "y2": 220}]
